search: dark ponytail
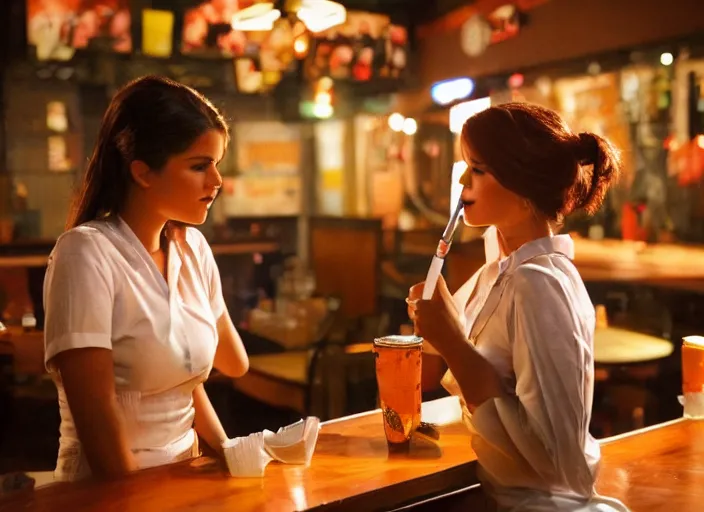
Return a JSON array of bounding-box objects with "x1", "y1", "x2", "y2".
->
[{"x1": 67, "y1": 75, "x2": 228, "y2": 230}]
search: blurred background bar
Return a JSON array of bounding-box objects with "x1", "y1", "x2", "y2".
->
[{"x1": 0, "y1": 0, "x2": 703, "y2": 476}]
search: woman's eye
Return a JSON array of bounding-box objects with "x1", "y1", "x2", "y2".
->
[
  {"x1": 192, "y1": 163, "x2": 209, "y2": 172},
  {"x1": 471, "y1": 167, "x2": 485, "y2": 176}
]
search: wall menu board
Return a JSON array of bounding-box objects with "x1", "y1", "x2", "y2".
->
[
  {"x1": 27, "y1": 0, "x2": 132, "y2": 61},
  {"x1": 304, "y1": 11, "x2": 408, "y2": 82},
  {"x1": 220, "y1": 122, "x2": 302, "y2": 217}
]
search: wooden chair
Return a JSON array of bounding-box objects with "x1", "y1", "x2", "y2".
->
[
  {"x1": 0, "y1": 330, "x2": 58, "y2": 472},
  {"x1": 309, "y1": 217, "x2": 382, "y2": 320},
  {"x1": 231, "y1": 342, "x2": 376, "y2": 421},
  {"x1": 230, "y1": 298, "x2": 378, "y2": 421},
  {"x1": 0, "y1": 340, "x2": 13, "y2": 452}
]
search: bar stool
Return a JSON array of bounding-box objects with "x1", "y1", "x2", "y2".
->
[{"x1": 591, "y1": 306, "x2": 674, "y2": 436}]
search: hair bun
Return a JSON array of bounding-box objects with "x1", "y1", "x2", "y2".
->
[
  {"x1": 577, "y1": 132, "x2": 599, "y2": 165},
  {"x1": 573, "y1": 131, "x2": 621, "y2": 215}
]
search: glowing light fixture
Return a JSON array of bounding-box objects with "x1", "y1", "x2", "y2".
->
[
  {"x1": 508, "y1": 73, "x2": 524, "y2": 89},
  {"x1": 297, "y1": 0, "x2": 346, "y2": 33},
  {"x1": 312, "y1": 102, "x2": 333, "y2": 118},
  {"x1": 294, "y1": 37, "x2": 308, "y2": 56},
  {"x1": 231, "y1": 3, "x2": 281, "y2": 31},
  {"x1": 431, "y1": 77, "x2": 475, "y2": 106},
  {"x1": 388, "y1": 113, "x2": 405, "y2": 132},
  {"x1": 402, "y1": 117, "x2": 417, "y2": 135},
  {"x1": 449, "y1": 97, "x2": 491, "y2": 134},
  {"x1": 232, "y1": 0, "x2": 346, "y2": 34},
  {"x1": 660, "y1": 52, "x2": 674, "y2": 66}
]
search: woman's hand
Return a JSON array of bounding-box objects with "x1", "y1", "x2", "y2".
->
[
  {"x1": 407, "y1": 275, "x2": 465, "y2": 355},
  {"x1": 409, "y1": 275, "x2": 505, "y2": 407}
]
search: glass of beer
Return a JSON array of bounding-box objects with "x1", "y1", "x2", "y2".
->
[
  {"x1": 682, "y1": 336, "x2": 704, "y2": 418},
  {"x1": 373, "y1": 335, "x2": 423, "y2": 453}
]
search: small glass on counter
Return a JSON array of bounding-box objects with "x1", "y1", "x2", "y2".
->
[
  {"x1": 681, "y1": 336, "x2": 704, "y2": 418},
  {"x1": 373, "y1": 335, "x2": 423, "y2": 453}
]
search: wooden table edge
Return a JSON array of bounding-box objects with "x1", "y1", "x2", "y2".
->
[
  {"x1": 308, "y1": 463, "x2": 479, "y2": 512},
  {"x1": 599, "y1": 416, "x2": 688, "y2": 445}
]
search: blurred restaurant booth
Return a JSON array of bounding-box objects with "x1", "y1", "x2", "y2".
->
[{"x1": 1, "y1": 0, "x2": 704, "y2": 479}]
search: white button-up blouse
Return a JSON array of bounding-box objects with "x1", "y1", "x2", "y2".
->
[
  {"x1": 442, "y1": 227, "x2": 630, "y2": 511},
  {"x1": 43, "y1": 216, "x2": 225, "y2": 481}
]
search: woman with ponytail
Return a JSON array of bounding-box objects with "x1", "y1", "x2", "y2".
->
[
  {"x1": 44, "y1": 75, "x2": 248, "y2": 481},
  {"x1": 408, "y1": 103, "x2": 629, "y2": 510}
]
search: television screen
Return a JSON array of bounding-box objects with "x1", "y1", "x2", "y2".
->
[
  {"x1": 183, "y1": 0, "x2": 294, "y2": 58},
  {"x1": 304, "y1": 11, "x2": 408, "y2": 83},
  {"x1": 184, "y1": 0, "x2": 296, "y2": 93},
  {"x1": 27, "y1": 0, "x2": 132, "y2": 61}
]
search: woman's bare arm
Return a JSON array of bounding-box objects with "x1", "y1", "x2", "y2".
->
[
  {"x1": 212, "y1": 310, "x2": 249, "y2": 378},
  {"x1": 193, "y1": 383, "x2": 228, "y2": 455},
  {"x1": 53, "y1": 348, "x2": 137, "y2": 479}
]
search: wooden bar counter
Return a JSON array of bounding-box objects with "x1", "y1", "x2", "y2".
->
[
  {"x1": 445, "y1": 237, "x2": 704, "y2": 294},
  {"x1": 1, "y1": 398, "x2": 703, "y2": 512}
]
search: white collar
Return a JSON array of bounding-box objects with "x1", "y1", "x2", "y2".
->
[{"x1": 483, "y1": 225, "x2": 574, "y2": 276}]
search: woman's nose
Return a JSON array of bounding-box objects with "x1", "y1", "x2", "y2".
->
[
  {"x1": 459, "y1": 166, "x2": 472, "y2": 188},
  {"x1": 208, "y1": 166, "x2": 223, "y2": 189}
]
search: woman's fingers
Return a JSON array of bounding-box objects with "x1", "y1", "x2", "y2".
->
[
  {"x1": 411, "y1": 299, "x2": 430, "y2": 336},
  {"x1": 408, "y1": 282, "x2": 425, "y2": 302}
]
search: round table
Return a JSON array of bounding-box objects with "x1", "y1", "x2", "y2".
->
[{"x1": 594, "y1": 327, "x2": 674, "y2": 365}]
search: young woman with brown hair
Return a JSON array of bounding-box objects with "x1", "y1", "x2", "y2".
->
[
  {"x1": 409, "y1": 102, "x2": 629, "y2": 510},
  {"x1": 43, "y1": 76, "x2": 248, "y2": 482}
]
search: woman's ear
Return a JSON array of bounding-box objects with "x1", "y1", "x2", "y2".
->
[{"x1": 129, "y1": 160, "x2": 152, "y2": 188}]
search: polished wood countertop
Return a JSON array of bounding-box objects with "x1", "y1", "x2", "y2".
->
[
  {"x1": 0, "y1": 398, "x2": 476, "y2": 512},
  {"x1": 0, "y1": 241, "x2": 280, "y2": 268},
  {"x1": 1, "y1": 399, "x2": 702, "y2": 512},
  {"x1": 446, "y1": 236, "x2": 704, "y2": 293},
  {"x1": 596, "y1": 418, "x2": 704, "y2": 511}
]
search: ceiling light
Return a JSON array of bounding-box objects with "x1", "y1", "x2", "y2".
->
[
  {"x1": 294, "y1": 37, "x2": 308, "y2": 56},
  {"x1": 449, "y1": 97, "x2": 491, "y2": 134},
  {"x1": 402, "y1": 118, "x2": 417, "y2": 135},
  {"x1": 231, "y1": 0, "x2": 346, "y2": 34},
  {"x1": 388, "y1": 113, "x2": 404, "y2": 132},
  {"x1": 312, "y1": 102, "x2": 333, "y2": 119},
  {"x1": 231, "y1": 3, "x2": 281, "y2": 31},
  {"x1": 430, "y1": 77, "x2": 474, "y2": 106},
  {"x1": 297, "y1": 0, "x2": 346, "y2": 33},
  {"x1": 660, "y1": 52, "x2": 674, "y2": 66}
]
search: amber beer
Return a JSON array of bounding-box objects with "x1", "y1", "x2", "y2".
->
[
  {"x1": 682, "y1": 336, "x2": 704, "y2": 394},
  {"x1": 373, "y1": 335, "x2": 423, "y2": 452}
]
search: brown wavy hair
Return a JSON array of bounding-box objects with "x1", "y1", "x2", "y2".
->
[{"x1": 460, "y1": 102, "x2": 621, "y2": 222}]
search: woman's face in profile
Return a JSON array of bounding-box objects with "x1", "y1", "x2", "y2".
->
[
  {"x1": 459, "y1": 141, "x2": 529, "y2": 230},
  {"x1": 144, "y1": 129, "x2": 225, "y2": 226}
]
